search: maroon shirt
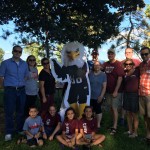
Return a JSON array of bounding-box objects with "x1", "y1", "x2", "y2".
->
[
  {"x1": 43, "y1": 113, "x2": 61, "y2": 128},
  {"x1": 79, "y1": 118, "x2": 97, "y2": 134},
  {"x1": 103, "y1": 60, "x2": 124, "y2": 93},
  {"x1": 62, "y1": 119, "x2": 78, "y2": 136},
  {"x1": 123, "y1": 69, "x2": 140, "y2": 93}
]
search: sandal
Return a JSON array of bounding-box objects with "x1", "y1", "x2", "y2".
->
[{"x1": 110, "y1": 128, "x2": 117, "y2": 135}]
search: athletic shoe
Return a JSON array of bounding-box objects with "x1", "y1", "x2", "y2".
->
[{"x1": 5, "y1": 134, "x2": 12, "y2": 141}]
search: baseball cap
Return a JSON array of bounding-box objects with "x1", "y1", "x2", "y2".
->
[
  {"x1": 107, "y1": 48, "x2": 116, "y2": 54},
  {"x1": 91, "y1": 49, "x2": 99, "y2": 55}
]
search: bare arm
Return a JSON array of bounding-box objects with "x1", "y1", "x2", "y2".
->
[
  {"x1": 98, "y1": 82, "x2": 107, "y2": 103},
  {"x1": 113, "y1": 76, "x2": 122, "y2": 97},
  {"x1": 39, "y1": 81, "x2": 47, "y2": 103}
]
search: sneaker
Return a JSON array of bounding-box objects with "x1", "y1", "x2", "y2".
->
[
  {"x1": 5, "y1": 134, "x2": 12, "y2": 141},
  {"x1": 129, "y1": 133, "x2": 138, "y2": 138},
  {"x1": 124, "y1": 131, "x2": 132, "y2": 135}
]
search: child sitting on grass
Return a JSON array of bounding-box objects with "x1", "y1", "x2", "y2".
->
[
  {"x1": 42, "y1": 105, "x2": 61, "y2": 141},
  {"x1": 56, "y1": 107, "x2": 78, "y2": 149},
  {"x1": 76, "y1": 106, "x2": 105, "y2": 149},
  {"x1": 23, "y1": 106, "x2": 47, "y2": 147}
]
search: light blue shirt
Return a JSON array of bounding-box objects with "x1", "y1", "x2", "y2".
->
[
  {"x1": 0, "y1": 58, "x2": 29, "y2": 87},
  {"x1": 89, "y1": 71, "x2": 107, "y2": 99}
]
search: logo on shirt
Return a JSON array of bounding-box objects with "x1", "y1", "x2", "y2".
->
[
  {"x1": 105, "y1": 66, "x2": 114, "y2": 73},
  {"x1": 65, "y1": 123, "x2": 69, "y2": 134},
  {"x1": 29, "y1": 122, "x2": 40, "y2": 129}
]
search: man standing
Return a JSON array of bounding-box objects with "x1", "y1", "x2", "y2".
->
[
  {"x1": 103, "y1": 49, "x2": 124, "y2": 135},
  {"x1": 139, "y1": 47, "x2": 150, "y2": 143},
  {"x1": 122, "y1": 47, "x2": 141, "y2": 67},
  {"x1": 0, "y1": 45, "x2": 29, "y2": 141}
]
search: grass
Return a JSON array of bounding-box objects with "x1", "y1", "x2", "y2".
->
[{"x1": 0, "y1": 90, "x2": 149, "y2": 150}]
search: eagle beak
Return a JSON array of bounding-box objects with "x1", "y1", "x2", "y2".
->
[{"x1": 67, "y1": 51, "x2": 80, "y2": 60}]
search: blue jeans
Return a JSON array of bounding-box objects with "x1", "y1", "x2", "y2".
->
[{"x1": 4, "y1": 87, "x2": 26, "y2": 134}]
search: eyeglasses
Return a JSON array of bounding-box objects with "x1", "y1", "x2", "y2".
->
[
  {"x1": 43, "y1": 62, "x2": 49, "y2": 65},
  {"x1": 141, "y1": 53, "x2": 149, "y2": 57},
  {"x1": 29, "y1": 59, "x2": 36, "y2": 62},
  {"x1": 125, "y1": 63, "x2": 133, "y2": 66},
  {"x1": 13, "y1": 50, "x2": 22, "y2": 54}
]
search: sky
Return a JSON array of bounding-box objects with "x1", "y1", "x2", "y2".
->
[{"x1": 0, "y1": 0, "x2": 149, "y2": 61}]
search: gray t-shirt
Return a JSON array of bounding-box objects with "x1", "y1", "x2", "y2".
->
[
  {"x1": 89, "y1": 71, "x2": 107, "y2": 99},
  {"x1": 25, "y1": 67, "x2": 38, "y2": 95},
  {"x1": 23, "y1": 115, "x2": 44, "y2": 140}
]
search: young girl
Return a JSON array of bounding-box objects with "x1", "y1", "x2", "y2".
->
[
  {"x1": 23, "y1": 106, "x2": 47, "y2": 147},
  {"x1": 56, "y1": 107, "x2": 78, "y2": 149},
  {"x1": 76, "y1": 106, "x2": 105, "y2": 148},
  {"x1": 25, "y1": 55, "x2": 38, "y2": 117},
  {"x1": 42, "y1": 105, "x2": 61, "y2": 141}
]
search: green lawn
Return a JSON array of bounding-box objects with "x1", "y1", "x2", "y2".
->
[{"x1": 0, "y1": 90, "x2": 149, "y2": 150}]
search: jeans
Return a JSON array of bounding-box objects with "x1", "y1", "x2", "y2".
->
[{"x1": 4, "y1": 87, "x2": 26, "y2": 134}]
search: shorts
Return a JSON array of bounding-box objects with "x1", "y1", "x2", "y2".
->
[
  {"x1": 139, "y1": 95, "x2": 150, "y2": 117},
  {"x1": 105, "y1": 93, "x2": 122, "y2": 109},
  {"x1": 27, "y1": 137, "x2": 43, "y2": 146},
  {"x1": 44, "y1": 126, "x2": 61, "y2": 137},
  {"x1": 90, "y1": 99, "x2": 102, "y2": 114},
  {"x1": 123, "y1": 92, "x2": 139, "y2": 113}
]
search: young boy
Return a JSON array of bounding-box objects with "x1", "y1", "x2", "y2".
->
[
  {"x1": 23, "y1": 106, "x2": 47, "y2": 147},
  {"x1": 42, "y1": 105, "x2": 61, "y2": 141}
]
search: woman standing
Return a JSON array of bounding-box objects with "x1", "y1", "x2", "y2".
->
[
  {"x1": 89, "y1": 61, "x2": 107, "y2": 128},
  {"x1": 25, "y1": 55, "x2": 38, "y2": 117},
  {"x1": 39, "y1": 58, "x2": 55, "y2": 118},
  {"x1": 123, "y1": 59, "x2": 139, "y2": 138}
]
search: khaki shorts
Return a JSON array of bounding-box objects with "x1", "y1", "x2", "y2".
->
[
  {"x1": 105, "y1": 93, "x2": 122, "y2": 109},
  {"x1": 139, "y1": 95, "x2": 150, "y2": 118}
]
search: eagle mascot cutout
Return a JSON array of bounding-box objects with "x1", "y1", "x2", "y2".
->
[{"x1": 51, "y1": 42, "x2": 90, "y2": 119}]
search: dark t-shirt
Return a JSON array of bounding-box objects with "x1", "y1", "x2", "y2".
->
[
  {"x1": 62, "y1": 119, "x2": 78, "y2": 136},
  {"x1": 39, "y1": 69, "x2": 55, "y2": 95},
  {"x1": 42, "y1": 113, "x2": 61, "y2": 128},
  {"x1": 123, "y1": 68, "x2": 140, "y2": 93},
  {"x1": 103, "y1": 60, "x2": 124, "y2": 93},
  {"x1": 79, "y1": 118, "x2": 97, "y2": 134}
]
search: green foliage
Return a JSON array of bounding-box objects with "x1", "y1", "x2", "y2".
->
[
  {"x1": 0, "y1": 48, "x2": 4, "y2": 63},
  {"x1": 0, "y1": 0, "x2": 145, "y2": 50}
]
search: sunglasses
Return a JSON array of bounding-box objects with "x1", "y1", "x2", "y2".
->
[
  {"x1": 141, "y1": 53, "x2": 149, "y2": 57},
  {"x1": 29, "y1": 59, "x2": 36, "y2": 62},
  {"x1": 13, "y1": 49, "x2": 22, "y2": 54},
  {"x1": 43, "y1": 62, "x2": 49, "y2": 65},
  {"x1": 125, "y1": 63, "x2": 133, "y2": 66}
]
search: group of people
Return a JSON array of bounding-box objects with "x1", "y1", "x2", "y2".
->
[
  {"x1": 89, "y1": 47, "x2": 150, "y2": 143},
  {"x1": 0, "y1": 45, "x2": 150, "y2": 148},
  {"x1": 0, "y1": 45, "x2": 56, "y2": 142}
]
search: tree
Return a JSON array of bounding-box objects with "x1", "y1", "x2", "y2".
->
[
  {"x1": 142, "y1": 4, "x2": 150, "y2": 47},
  {"x1": 0, "y1": 1, "x2": 145, "y2": 57},
  {"x1": 0, "y1": 48, "x2": 4, "y2": 63},
  {"x1": 107, "y1": 5, "x2": 150, "y2": 54}
]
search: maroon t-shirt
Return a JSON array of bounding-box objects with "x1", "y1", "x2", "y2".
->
[
  {"x1": 42, "y1": 113, "x2": 61, "y2": 128},
  {"x1": 79, "y1": 118, "x2": 97, "y2": 134},
  {"x1": 123, "y1": 68, "x2": 140, "y2": 93},
  {"x1": 103, "y1": 60, "x2": 124, "y2": 93},
  {"x1": 62, "y1": 119, "x2": 78, "y2": 136}
]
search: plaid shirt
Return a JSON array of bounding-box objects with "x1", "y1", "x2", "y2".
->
[{"x1": 139, "y1": 59, "x2": 150, "y2": 96}]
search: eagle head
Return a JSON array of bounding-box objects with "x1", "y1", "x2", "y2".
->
[{"x1": 62, "y1": 42, "x2": 86, "y2": 68}]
